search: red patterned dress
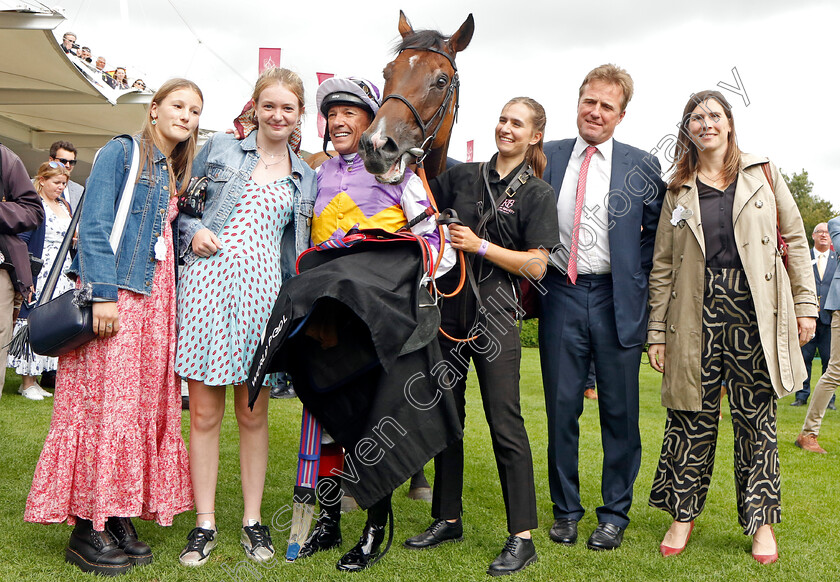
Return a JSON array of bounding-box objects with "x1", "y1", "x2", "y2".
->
[{"x1": 25, "y1": 197, "x2": 192, "y2": 530}]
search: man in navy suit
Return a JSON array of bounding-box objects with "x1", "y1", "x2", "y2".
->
[
  {"x1": 792, "y1": 223, "x2": 837, "y2": 409},
  {"x1": 538, "y1": 64, "x2": 665, "y2": 550}
]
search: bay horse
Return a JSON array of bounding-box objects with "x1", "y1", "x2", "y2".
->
[{"x1": 359, "y1": 11, "x2": 474, "y2": 183}]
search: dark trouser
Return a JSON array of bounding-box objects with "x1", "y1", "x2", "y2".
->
[
  {"x1": 796, "y1": 319, "x2": 834, "y2": 405},
  {"x1": 539, "y1": 271, "x2": 642, "y2": 529},
  {"x1": 649, "y1": 268, "x2": 779, "y2": 535},
  {"x1": 431, "y1": 279, "x2": 538, "y2": 534}
]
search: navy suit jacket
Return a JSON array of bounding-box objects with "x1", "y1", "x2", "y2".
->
[
  {"x1": 812, "y1": 246, "x2": 838, "y2": 325},
  {"x1": 543, "y1": 138, "x2": 666, "y2": 348}
]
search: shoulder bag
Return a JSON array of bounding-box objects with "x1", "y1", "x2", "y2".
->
[{"x1": 25, "y1": 137, "x2": 141, "y2": 357}]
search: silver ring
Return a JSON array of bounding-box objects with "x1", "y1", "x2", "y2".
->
[{"x1": 106, "y1": 324, "x2": 113, "y2": 328}]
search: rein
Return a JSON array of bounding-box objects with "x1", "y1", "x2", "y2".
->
[{"x1": 380, "y1": 46, "x2": 460, "y2": 164}]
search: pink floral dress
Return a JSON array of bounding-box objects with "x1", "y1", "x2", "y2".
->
[{"x1": 24, "y1": 197, "x2": 192, "y2": 530}]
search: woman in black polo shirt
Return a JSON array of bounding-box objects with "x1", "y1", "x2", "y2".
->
[{"x1": 404, "y1": 97, "x2": 559, "y2": 576}]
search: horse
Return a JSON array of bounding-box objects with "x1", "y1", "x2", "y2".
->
[{"x1": 359, "y1": 11, "x2": 474, "y2": 184}]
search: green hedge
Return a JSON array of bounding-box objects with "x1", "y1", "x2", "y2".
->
[{"x1": 520, "y1": 318, "x2": 539, "y2": 347}]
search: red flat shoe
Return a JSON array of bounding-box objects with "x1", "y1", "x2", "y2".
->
[
  {"x1": 660, "y1": 521, "x2": 694, "y2": 557},
  {"x1": 752, "y1": 526, "x2": 778, "y2": 565}
]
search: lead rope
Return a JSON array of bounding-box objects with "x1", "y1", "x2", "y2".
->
[{"x1": 415, "y1": 164, "x2": 479, "y2": 343}]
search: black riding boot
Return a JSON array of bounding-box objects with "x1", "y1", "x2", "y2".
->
[
  {"x1": 336, "y1": 494, "x2": 390, "y2": 572},
  {"x1": 300, "y1": 477, "x2": 343, "y2": 559}
]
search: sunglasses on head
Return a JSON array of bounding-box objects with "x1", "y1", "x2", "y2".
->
[{"x1": 54, "y1": 158, "x2": 77, "y2": 167}]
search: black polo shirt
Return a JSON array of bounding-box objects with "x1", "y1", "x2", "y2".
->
[{"x1": 430, "y1": 156, "x2": 560, "y2": 294}]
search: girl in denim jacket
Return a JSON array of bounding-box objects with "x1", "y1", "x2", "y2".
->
[
  {"x1": 176, "y1": 67, "x2": 316, "y2": 567},
  {"x1": 25, "y1": 78, "x2": 204, "y2": 576}
]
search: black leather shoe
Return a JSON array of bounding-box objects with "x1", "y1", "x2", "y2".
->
[
  {"x1": 487, "y1": 535, "x2": 537, "y2": 576},
  {"x1": 404, "y1": 518, "x2": 463, "y2": 549},
  {"x1": 336, "y1": 522, "x2": 385, "y2": 572},
  {"x1": 106, "y1": 517, "x2": 153, "y2": 566},
  {"x1": 586, "y1": 522, "x2": 624, "y2": 551},
  {"x1": 299, "y1": 512, "x2": 341, "y2": 559},
  {"x1": 790, "y1": 399, "x2": 807, "y2": 407},
  {"x1": 65, "y1": 518, "x2": 132, "y2": 576},
  {"x1": 549, "y1": 518, "x2": 578, "y2": 545}
]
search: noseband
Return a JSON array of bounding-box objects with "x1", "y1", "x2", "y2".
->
[{"x1": 379, "y1": 46, "x2": 460, "y2": 163}]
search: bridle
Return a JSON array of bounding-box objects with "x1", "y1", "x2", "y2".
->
[{"x1": 379, "y1": 46, "x2": 460, "y2": 164}]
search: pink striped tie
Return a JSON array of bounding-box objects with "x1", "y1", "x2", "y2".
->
[{"x1": 568, "y1": 145, "x2": 597, "y2": 284}]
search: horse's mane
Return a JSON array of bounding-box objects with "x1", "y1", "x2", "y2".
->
[{"x1": 392, "y1": 29, "x2": 448, "y2": 54}]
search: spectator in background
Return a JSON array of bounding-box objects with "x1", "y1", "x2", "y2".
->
[
  {"x1": 0, "y1": 144, "x2": 46, "y2": 399},
  {"x1": 132, "y1": 79, "x2": 147, "y2": 91},
  {"x1": 112, "y1": 67, "x2": 129, "y2": 90},
  {"x1": 792, "y1": 222, "x2": 837, "y2": 410},
  {"x1": 61, "y1": 32, "x2": 78, "y2": 55},
  {"x1": 8, "y1": 162, "x2": 74, "y2": 401},
  {"x1": 48, "y1": 141, "x2": 84, "y2": 213},
  {"x1": 79, "y1": 46, "x2": 92, "y2": 63}
]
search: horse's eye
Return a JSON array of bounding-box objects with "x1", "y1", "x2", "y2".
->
[{"x1": 436, "y1": 76, "x2": 448, "y2": 89}]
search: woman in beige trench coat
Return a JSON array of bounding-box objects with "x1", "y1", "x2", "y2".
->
[{"x1": 646, "y1": 90, "x2": 817, "y2": 564}]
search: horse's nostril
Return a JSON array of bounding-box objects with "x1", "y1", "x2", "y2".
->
[{"x1": 380, "y1": 137, "x2": 399, "y2": 156}]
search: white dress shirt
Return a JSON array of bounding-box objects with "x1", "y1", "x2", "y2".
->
[{"x1": 554, "y1": 136, "x2": 613, "y2": 275}]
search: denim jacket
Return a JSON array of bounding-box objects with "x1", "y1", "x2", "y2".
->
[
  {"x1": 68, "y1": 136, "x2": 176, "y2": 301},
  {"x1": 179, "y1": 131, "x2": 316, "y2": 281}
]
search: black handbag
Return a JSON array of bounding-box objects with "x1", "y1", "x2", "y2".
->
[
  {"x1": 27, "y1": 188, "x2": 94, "y2": 357},
  {"x1": 177, "y1": 175, "x2": 208, "y2": 218},
  {"x1": 27, "y1": 137, "x2": 140, "y2": 356}
]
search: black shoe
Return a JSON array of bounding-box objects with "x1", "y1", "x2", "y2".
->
[
  {"x1": 299, "y1": 512, "x2": 342, "y2": 559},
  {"x1": 404, "y1": 518, "x2": 463, "y2": 550},
  {"x1": 336, "y1": 523, "x2": 385, "y2": 572},
  {"x1": 586, "y1": 522, "x2": 624, "y2": 551},
  {"x1": 549, "y1": 518, "x2": 578, "y2": 545},
  {"x1": 829, "y1": 401, "x2": 837, "y2": 411},
  {"x1": 790, "y1": 399, "x2": 807, "y2": 407},
  {"x1": 65, "y1": 518, "x2": 132, "y2": 576},
  {"x1": 106, "y1": 517, "x2": 153, "y2": 566},
  {"x1": 487, "y1": 535, "x2": 537, "y2": 576},
  {"x1": 39, "y1": 370, "x2": 56, "y2": 388}
]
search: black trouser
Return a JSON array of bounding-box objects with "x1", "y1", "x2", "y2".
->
[{"x1": 431, "y1": 278, "x2": 538, "y2": 534}]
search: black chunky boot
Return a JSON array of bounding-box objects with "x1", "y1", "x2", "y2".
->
[
  {"x1": 65, "y1": 518, "x2": 132, "y2": 576},
  {"x1": 106, "y1": 517, "x2": 153, "y2": 566}
]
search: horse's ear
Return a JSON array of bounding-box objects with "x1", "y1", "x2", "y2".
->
[
  {"x1": 398, "y1": 10, "x2": 414, "y2": 38},
  {"x1": 448, "y1": 14, "x2": 474, "y2": 54}
]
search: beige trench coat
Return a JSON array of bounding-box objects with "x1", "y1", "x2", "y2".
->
[{"x1": 647, "y1": 153, "x2": 818, "y2": 411}]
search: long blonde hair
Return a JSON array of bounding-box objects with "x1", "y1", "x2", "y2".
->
[{"x1": 138, "y1": 78, "x2": 203, "y2": 187}]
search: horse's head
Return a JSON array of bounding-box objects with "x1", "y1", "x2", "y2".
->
[{"x1": 359, "y1": 11, "x2": 473, "y2": 184}]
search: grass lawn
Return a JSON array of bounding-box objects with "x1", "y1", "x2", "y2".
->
[{"x1": 1, "y1": 350, "x2": 838, "y2": 581}]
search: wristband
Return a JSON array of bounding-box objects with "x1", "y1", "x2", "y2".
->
[{"x1": 477, "y1": 239, "x2": 490, "y2": 256}]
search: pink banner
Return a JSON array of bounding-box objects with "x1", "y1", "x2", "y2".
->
[
  {"x1": 466, "y1": 140, "x2": 474, "y2": 163},
  {"x1": 258, "y1": 48, "x2": 282, "y2": 73},
  {"x1": 316, "y1": 72, "x2": 335, "y2": 138}
]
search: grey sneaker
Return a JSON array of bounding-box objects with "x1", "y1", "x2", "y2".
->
[
  {"x1": 241, "y1": 521, "x2": 274, "y2": 563},
  {"x1": 179, "y1": 524, "x2": 217, "y2": 567}
]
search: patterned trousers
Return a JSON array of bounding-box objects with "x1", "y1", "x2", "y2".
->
[{"x1": 649, "y1": 268, "x2": 780, "y2": 535}]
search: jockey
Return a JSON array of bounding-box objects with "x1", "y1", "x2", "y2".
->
[{"x1": 300, "y1": 76, "x2": 453, "y2": 572}]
